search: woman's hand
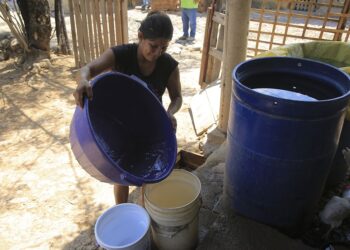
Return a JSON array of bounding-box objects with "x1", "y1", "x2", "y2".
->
[
  {"x1": 166, "y1": 66, "x2": 182, "y2": 132},
  {"x1": 168, "y1": 112, "x2": 177, "y2": 132},
  {"x1": 73, "y1": 77, "x2": 93, "y2": 108},
  {"x1": 73, "y1": 49, "x2": 115, "y2": 108}
]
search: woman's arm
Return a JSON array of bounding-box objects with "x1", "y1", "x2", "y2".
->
[
  {"x1": 73, "y1": 48, "x2": 115, "y2": 108},
  {"x1": 166, "y1": 66, "x2": 183, "y2": 130}
]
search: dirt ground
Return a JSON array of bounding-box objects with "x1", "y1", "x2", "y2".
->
[{"x1": 0, "y1": 9, "x2": 208, "y2": 249}]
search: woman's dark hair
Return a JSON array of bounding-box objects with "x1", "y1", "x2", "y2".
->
[{"x1": 139, "y1": 11, "x2": 173, "y2": 40}]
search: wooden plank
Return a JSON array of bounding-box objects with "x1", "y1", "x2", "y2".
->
[
  {"x1": 249, "y1": 22, "x2": 347, "y2": 36},
  {"x1": 212, "y1": 11, "x2": 225, "y2": 25},
  {"x1": 189, "y1": 80, "x2": 221, "y2": 136},
  {"x1": 204, "y1": 0, "x2": 225, "y2": 84},
  {"x1": 282, "y1": 3, "x2": 293, "y2": 46},
  {"x1": 86, "y1": 0, "x2": 95, "y2": 60},
  {"x1": 268, "y1": 0, "x2": 281, "y2": 50},
  {"x1": 94, "y1": 0, "x2": 105, "y2": 55},
  {"x1": 251, "y1": 6, "x2": 344, "y2": 20},
  {"x1": 107, "y1": 0, "x2": 116, "y2": 46},
  {"x1": 100, "y1": 0, "x2": 109, "y2": 50},
  {"x1": 205, "y1": 22, "x2": 219, "y2": 84},
  {"x1": 91, "y1": 0, "x2": 100, "y2": 56},
  {"x1": 199, "y1": 3, "x2": 216, "y2": 88},
  {"x1": 319, "y1": 0, "x2": 334, "y2": 40},
  {"x1": 73, "y1": 0, "x2": 86, "y2": 66},
  {"x1": 80, "y1": 0, "x2": 91, "y2": 63},
  {"x1": 179, "y1": 150, "x2": 206, "y2": 170},
  {"x1": 151, "y1": 0, "x2": 178, "y2": 11},
  {"x1": 253, "y1": 0, "x2": 265, "y2": 57},
  {"x1": 121, "y1": 0, "x2": 129, "y2": 43},
  {"x1": 301, "y1": 0, "x2": 314, "y2": 39},
  {"x1": 345, "y1": 30, "x2": 350, "y2": 42},
  {"x1": 209, "y1": 47, "x2": 223, "y2": 61},
  {"x1": 206, "y1": 24, "x2": 224, "y2": 83},
  {"x1": 334, "y1": 0, "x2": 350, "y2": 41},
  {"x1": 68, "y1": 0, "x2": 79, "y2": 67}
]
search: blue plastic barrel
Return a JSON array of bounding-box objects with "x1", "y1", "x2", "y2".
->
[
  {"x1": 326, "y1": 118, "x2": 350, "y2": 188},
  {"x1": 70, "y1": 72, "x2": 177, "y2": 186},
  {"x1": 225, "y1": 57, "x2": 350, "y2": 233}
]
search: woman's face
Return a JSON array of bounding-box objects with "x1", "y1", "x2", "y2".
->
[{"x1": 139, "y1": 34, "x2": 170, "y2": 62}]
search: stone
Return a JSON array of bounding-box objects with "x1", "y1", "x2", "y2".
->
[
  {"x1": 16, "y1": 55, "x2": 26, "y2": 64},
  {"x1": 0, "y1": 50, "x2": 10, "y2": 61},
  {"x1": 0, "y1": 38, "x2": 11, "y2": 50},
  {"x1": 10, "y1": 38, "x2": 21, "y2": 52}
]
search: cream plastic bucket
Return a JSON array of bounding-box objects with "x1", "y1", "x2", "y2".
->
[
  {"x1": 144, "y1": 169, "x2": 202, "y2": 250},
  {"x1": 94, "y1": 203, "x2": 151, "y2": 250}
]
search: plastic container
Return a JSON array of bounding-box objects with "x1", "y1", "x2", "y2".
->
[
  {"x1": 326, "y1": 118, "x2": 350, "y2": 188},
  {"x1": 144, "y1": 169, "x2": 202, "y2": 250},
  {"x1": 94, "y1": 203, "x2": 151, "y2": 250},
  {"x1": 256, "y1": 41, "x2": 350, "y2": 190},
  {"x1": 225, "y1": 57, "x2": 350, "y2": 234},
  {"x1": 69, "y1": 72, "x2": 177, "y2": 186}
]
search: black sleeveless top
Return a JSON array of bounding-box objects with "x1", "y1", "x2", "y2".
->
[{"x1": 111, "y1": 43, "x2": 178, "y2": 102}]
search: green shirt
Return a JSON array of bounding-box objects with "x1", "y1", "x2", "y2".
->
[{"x1": 181, "y1": 0, "x2": 198, "y2": 9}]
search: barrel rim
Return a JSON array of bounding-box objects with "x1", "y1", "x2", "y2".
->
[
  {"x1": 85, "y1": 71, "x2": 177, "y2": 185},
  {"x1": 94, "y1": 203, "x2": 150, "y2": 249},
  {"x1": 232, "y1": 56, "x2": 350, "y2": 104},
  {"x1": 144, "y1": 169, "x2": 202, "y2": 211}
]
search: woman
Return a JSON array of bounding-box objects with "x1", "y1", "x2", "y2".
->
[{"x1": 73, "y1": 11, "x2": 182, "y2": 204}]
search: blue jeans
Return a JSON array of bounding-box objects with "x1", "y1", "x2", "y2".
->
[
  {"x1": 182, "y1": 8, "x2": 197, "y2": 38},
  {"x1": 143, "y1": 0, "x2": 150, "y2": 6}
]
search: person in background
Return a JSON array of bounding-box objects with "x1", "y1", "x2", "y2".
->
[
  {"x1": 73, "y1": 11, "x2": 182, "y2": 204},
  {"x1": 141, "y1": 0, "x2": 151, "y2": 10},
  {"x1": 178, "y1": 0, "x2": 199, "y2": 42}
]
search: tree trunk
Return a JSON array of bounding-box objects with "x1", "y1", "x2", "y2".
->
[
  {"x1": 17, "y1": 0, "x2": 51, "y2": 52},
  {"x1": 55, "y1": 0, "x2": 71, "y2": 54}
]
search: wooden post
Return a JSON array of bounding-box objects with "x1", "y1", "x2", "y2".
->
[{"x1": 218, "y1": 0, "x2": 252, "y2": 132}]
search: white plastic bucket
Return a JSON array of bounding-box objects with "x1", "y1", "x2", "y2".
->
[
  {"x1": 144, "y1": 169, "x2": 202, "y2": 250},
  {"x1": 94, "y1": 203, "x2": 151, "y2": 250}
]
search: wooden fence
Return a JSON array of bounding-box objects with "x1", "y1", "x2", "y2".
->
[
  {"x1": 200, "y1": 0, "x2": 350, "y2": 87},
  {"x1": 248, "y1": 0, "x2": 350, "y2": 57},
  {"x1": 68, "y1": 0, "x2": 128, "y2": 67}
]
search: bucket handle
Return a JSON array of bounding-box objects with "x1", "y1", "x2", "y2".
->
[
  {"x1": 130, "y1": 75, "x2": 148, "y2": 89},
  {"x1": 151, "y1": 196, "x2": 202, "y2": 238}
]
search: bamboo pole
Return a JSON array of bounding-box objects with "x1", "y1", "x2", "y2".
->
[
  {"x1": 86, "y1": 0, "x2": 95, "y2": 60},
  {"x1": 91, "y1": 0, "x2": 100, "y2": 56},
  {"x1": 101, "y1": 0, "x2": 109, "y2": 50},
  {"x1": 218, "y1": 0, "x2": 252, "y2": 133},
  {"x1": 80, "y1": 0, "x2": 91, "y2": 63},
  {"x1": 0, "y1": 4, "x2": 29, "y2": 53},
  {"x1": 73, "y1": 0, "x2": 86, "y2": 66},
  {"x1": 107, "y1": 0, "x2": 116, "y2": 46},
  {"x1": 68, "y1": 0, "x2": 79, "y2": 66},
  {"x1": 114, "y1": 0, "x2": 122, "y2": 44},
  {"x1": 94, "y1": 0, "x2": 104, "y2": 55},
  {"x1": 121, "y1": 0, "x2": 129, "y2": 43}
]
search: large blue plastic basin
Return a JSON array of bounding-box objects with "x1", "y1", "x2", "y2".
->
[
  {"x1": 70, "y1": 72, "x2": 177, "y2": 186},
  {"x1": 225, "y1": 57, "x2": 350, "y2": 234}
]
